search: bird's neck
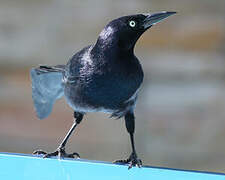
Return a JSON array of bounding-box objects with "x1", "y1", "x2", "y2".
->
[{"x1": 93, "y1": 37, "x2": 135, "y2": 57}]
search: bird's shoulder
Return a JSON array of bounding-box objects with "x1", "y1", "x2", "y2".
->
[
  {"x1": 67, "y1": 45, "x2": 92, "y2": 70},
  {"x1": 64, "y1": 45, "x2": 93, "y2": 82}
]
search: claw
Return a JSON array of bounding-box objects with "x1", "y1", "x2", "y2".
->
[
  {"x1": 128, "y1": 158, "x2": 142, "y2": 169},
  {"x1": 43, "y1": 151, "x2": 58, "y2": 158},
  {"x1": 32, "y1": 148, "x2": 80, "y2": 159},
  {"x1": 69, "y1": 152, "x2": 80, "y2": 158},
  {"x1": 114, "y1": 152, "x2": 142, "y2": 169},
  {"x1": 33, "y1": 149, "x2": 47, "y2": 155},
  {"x1": 113, "y1": 159, "x2": 129, "y2": 164}
]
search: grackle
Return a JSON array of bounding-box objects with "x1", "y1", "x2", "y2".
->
[{"x1": 31, "y1": 11, "x2": 176, "y2": 169}]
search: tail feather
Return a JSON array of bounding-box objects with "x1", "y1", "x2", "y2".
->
[{"x1": 30, "y1": 65, "x2": 65, "y2": 119}]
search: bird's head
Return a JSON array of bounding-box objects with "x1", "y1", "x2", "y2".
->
[{"x1": 96, "y1": 11, "x2": 176, "y2": 51}]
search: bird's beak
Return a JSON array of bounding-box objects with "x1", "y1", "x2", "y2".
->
[{"x1": 143, "y1": 11, "x2": 176, "y2": 29}]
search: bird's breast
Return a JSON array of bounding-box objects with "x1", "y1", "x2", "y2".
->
[
  {"x1": 64, "y1": 49, "x2": 144, "y2": 114},
  {"x1": 79, "y1": 57, "x2": 143, "y2": 108}
]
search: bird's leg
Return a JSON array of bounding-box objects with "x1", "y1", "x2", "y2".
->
[
  {"x1": 114, "y1": 112, "x2": 142, "y2": 169},
  {"x1": 33, "y1": 112, "x2": 83, "y2": 159}
]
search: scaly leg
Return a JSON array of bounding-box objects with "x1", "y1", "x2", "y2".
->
[
  {"x1": 33, "y1": 112, "x2": 83, "y2": 158},
  {"x1": 114, "y1": 112, "x2": 142, "y2": 169}
]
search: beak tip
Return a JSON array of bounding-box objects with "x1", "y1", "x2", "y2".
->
[
  {"x1": 143, "y1": 11, "x2": 177, "y2": 29},
  {"x1": 166, "y1": 11, "x2": 177, "y2": 15}
]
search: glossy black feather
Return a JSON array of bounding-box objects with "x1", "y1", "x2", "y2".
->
[
  {"x1": 31, "y1": 12, "x2": 176, "y2": 168},
  {"x1": 63, "y1": 15, "x2": 147, "y2": 117},
  {"x1": 31, "y1": 12, "x2": 176, "y2": 118}
]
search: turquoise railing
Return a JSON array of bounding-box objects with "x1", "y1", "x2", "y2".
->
[{"x1": 0, "y1": 152, "x2": 224, "y2": 179}]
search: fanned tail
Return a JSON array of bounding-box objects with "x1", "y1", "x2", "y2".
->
[{"x1": 30, "y1": 65, "x2": 65, "y2": 119}]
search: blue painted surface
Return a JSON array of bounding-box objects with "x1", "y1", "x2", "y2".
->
[{"x1": 0, "y1": 153, "x2": 224, "y2": 180}]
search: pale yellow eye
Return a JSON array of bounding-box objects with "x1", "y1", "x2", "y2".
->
[{"x1": 129, "y1": 20, "x2": 136, "y2": 27}]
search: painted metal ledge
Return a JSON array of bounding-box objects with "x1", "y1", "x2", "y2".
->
[{"x1": 0, "y1": 152, "x2": 224, "y2": 179}]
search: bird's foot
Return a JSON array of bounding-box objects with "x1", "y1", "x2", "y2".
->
[
  {"x1": 114, "y1": 152, "x2": 142, "y2": 169},
  {"x1": 33, "y1": 147, "x2": 80, "y2": 159}
]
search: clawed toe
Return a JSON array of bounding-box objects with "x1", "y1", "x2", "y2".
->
[
  {"x1": 33, "y1": 148, "x2": 80, "y2": 159},
  {"x1": 43, "y1": 151, "x2": 58, "y2": 158},
  {"x1": 128, "y1": 157, "x2": 142, "y2": 169},
  {"x1": 114, "y1": 153, "x2": 142, "y2": 169},
  {"x1": 113, "y1": 159, "x2": 129, "y2": 164},
  {"x1": 33, "y1": 149, "x2": 47, "y2": 155},
  {"x1": 66, "y1": 152, "x2": 80, "y2": 158}
]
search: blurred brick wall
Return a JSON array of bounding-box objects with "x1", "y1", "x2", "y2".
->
[{"x1": 1, "y1": 0, "x2": 225, "y2": 173}]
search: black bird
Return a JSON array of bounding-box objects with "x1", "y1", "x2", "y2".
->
[{"x1": 31, "y1": 11, "x2": 176, "y2": 169}]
